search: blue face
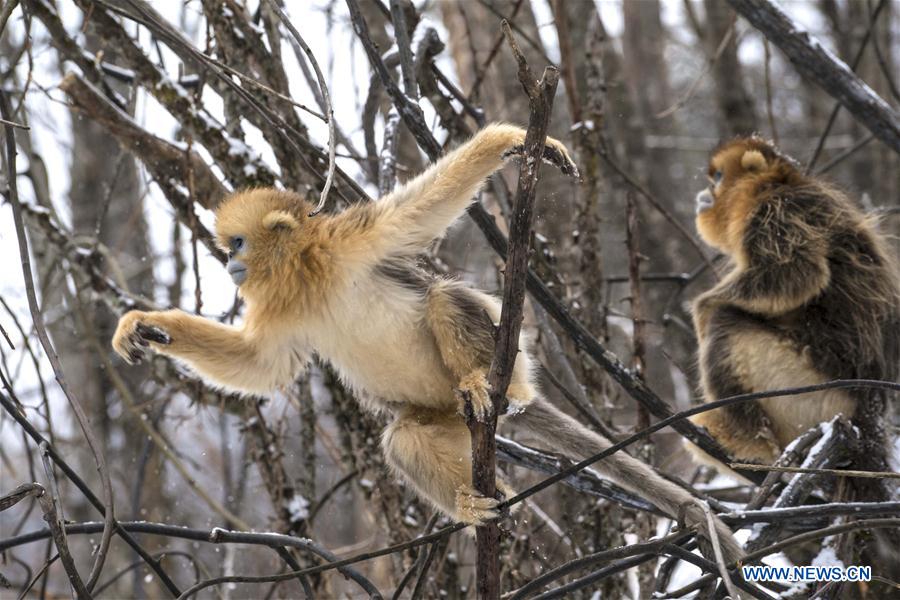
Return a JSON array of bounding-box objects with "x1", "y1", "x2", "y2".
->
[{"x1": 226, "y1": 236, "x2": 247, "y2": 286}]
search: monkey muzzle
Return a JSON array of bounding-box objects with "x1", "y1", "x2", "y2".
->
[
  {"x1": 226, "y1": 259, "x2": 247, "y2": 286},
  {"x1": 695, "y1": 189, "x2": 715, "y2": 214}
]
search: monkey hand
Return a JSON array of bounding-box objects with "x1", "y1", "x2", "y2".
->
[
  {"x1": 502, "y1": 136, "x2": 580, "y2": 180},
  {"x1": 456, "y1": 369, "x2": 493, "y2": 422},
  {"x1": 112, "y1": 310, "x2": 172, "y2": 365}
]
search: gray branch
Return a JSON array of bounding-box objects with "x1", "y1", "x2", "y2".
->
[{"x1": 726, "y1": 0, "x2": 900, "y2": 154}]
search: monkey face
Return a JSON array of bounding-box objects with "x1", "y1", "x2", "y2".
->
[
  {"x1": 214, "y1": 189, "x2": 310, "y2": 295},
  {"x1": 695, "y1": 137, "x2": 779, "y2": 255}
]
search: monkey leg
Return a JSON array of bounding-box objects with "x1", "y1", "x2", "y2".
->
[
  {"x1": 692, "y1": 306, "x2": 857, "y2": 466},
  {"x1": 381, "y1": 407, "x2": 513, "y2": 525},
  {"x1": 425, "y1": 281, "x2": 538, "y2": 421},
  {"x1": 690, "y1": 307, "x2": 783, "y2": 467}
]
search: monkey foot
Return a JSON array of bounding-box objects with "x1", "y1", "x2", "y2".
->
[
  {"x1": 454, "y1": 486, "x2": 502, "y2": 526},
  {"x1": 505, "y1": 383, "x2": 535, "y2": 415},
  {"x1": 502, "y1": 139, "x2": 580, "y2": 180},
  {"x1": 457, "y1": 370, "x2": 492, "y2": 422}
]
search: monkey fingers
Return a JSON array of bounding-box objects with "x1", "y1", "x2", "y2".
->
[
  {"x1": 457, "y1": 370, "x2": 492, "y2": 422},
  {"x1": 127, "y1": 324, "x2": 172, "y2": 364},
  {"x1": 112, "y1": 313, "x2": 173, "y2": 365},
  {"x1": 135, "y1": 323, "x2": 172, "y2": 345}
]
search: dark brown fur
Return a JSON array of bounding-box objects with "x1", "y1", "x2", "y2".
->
[{"x1": 690, "y1": 137, "x2": 900, "y2": 582}]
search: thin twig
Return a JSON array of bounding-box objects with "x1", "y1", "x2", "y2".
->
[
  {"x1": 700, "y1": 501, "x2": 738, "y2": 598},
  {"x1": 468, "y1": 0, "x2": 525, "y2": 102},
  {"x1": 729, "y1": 463, "x2": 900, "y2": 479},
  {"x1": 0, "y1": 117, "x2": 29, "y2": 130},
  {"x1": 655, "y1": 18, "x2": 736, "y2": 119},
  {"x1": 37, "y1": 444, "x2": 91, "y2": 599},
  {"x1": 763, "y1": 39, "x2": 778, "y2": 143},
  {"x1": 263, "y1": 0, "x2": 336, "y2": 216},
  {"x1": 721, "y1": 501, "x2": 900, "y2": 525},
  {"x1": 814, "y1": 133, "x2": 875, "y2": 175}
]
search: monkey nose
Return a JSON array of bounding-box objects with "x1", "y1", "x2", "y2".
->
[{"x1": 695, "y1": 190, "x2": 714, "y2": 214}]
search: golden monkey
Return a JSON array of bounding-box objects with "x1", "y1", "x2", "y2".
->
[
  {"x1": 113, "y1": 124, "x2": 742, "y2": 562},
  {"x1": 689, "y1": 137, "x2": 899, "y2": 472}
]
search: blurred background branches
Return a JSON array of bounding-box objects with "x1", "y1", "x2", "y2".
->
[{"x1": 0, "y1": 0, "x2": 897, "y2": 598}]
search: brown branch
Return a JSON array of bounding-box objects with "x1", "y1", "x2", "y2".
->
[
  {"x1": 721, "y1": 501, "x2": 900, "y2": 526},
  {"x1": 726, "y1": 0, "x2": 900, "y2": 155},
  {"x1": 465, "y1": 22, "x2": 559, "y2": 599},
  {"x1": 38, "y1": 445, "x2": 91, "y2": 599},
  {"x1": 389, "y1": 0, "x2": 418, "y2": 100}
]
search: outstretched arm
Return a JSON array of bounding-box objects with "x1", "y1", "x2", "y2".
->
[
  {"x1": 330, "y1": 123, "x2": 577, "y2": 261},
  {"x1": 693, "y1": 200, "x2": 830, "y2": 337},
  {"x1": 112, "y1": 309, "x2": 304, "y2": 395}
]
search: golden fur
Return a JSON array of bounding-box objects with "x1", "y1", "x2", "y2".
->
[{"x1": 113, "y1": 124, "x2": 743, "y2": 562}]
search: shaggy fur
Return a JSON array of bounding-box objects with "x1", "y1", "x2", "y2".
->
[
  {"x1": 690, "y1": 137, "x2": 899, "y2": 467},
  {"x1": 689, "y1": 137, "x2": 900, "y2": 577},
  {"x1": 113, "y1": 124, "x2": 743, "y2": 562}
]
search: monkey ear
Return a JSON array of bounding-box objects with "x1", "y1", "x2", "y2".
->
[
  {"x1": 741, "y1": 150, "x2": 767, "y2": 172},
  {"x1": 263, "y1": 210, "x2": 299, "y2": 231}
]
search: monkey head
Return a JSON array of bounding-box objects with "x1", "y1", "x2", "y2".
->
[
  {"x1": 695, "y1": 136, "x2": 797, "y2": 256},
  {"x1": 214, "y1": 189, "x2": 313, "y2": 302}
]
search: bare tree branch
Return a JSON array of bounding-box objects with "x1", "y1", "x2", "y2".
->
[{"x1": 726, "y1": 0, "x2": 900, "y2": 154}]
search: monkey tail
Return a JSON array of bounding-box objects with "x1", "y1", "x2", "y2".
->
[{"x1": 513, "y1": 398, "x2": 744, "y2": 565}]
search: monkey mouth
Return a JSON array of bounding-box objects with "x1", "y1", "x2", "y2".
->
[
  {"x1": 695, "y1": 189, "x2": 715, "y2": 214},
  {"x1": 226, "y1": 261, "x2": 247, "y2": 285}
]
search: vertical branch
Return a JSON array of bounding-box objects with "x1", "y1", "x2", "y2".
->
[
  {"x1": 763, "y1": 39, "x2": 779, "y2": 144},
  {"x1": 625, "y1": 193, "x2": 645, "y2": 384},
  {"x1": 38, "y1": 446, "x2": 91, "y2": 599},
  {"x1": 378, "y1": 107, "x2": 401, "y2": 196},
  {"x1": 389, "y1": 0, "x2": 418, "y2": 100},
  {"x1": 625, "y1": 191, "x2": 653, "y2": 590},
  {"x1": 465, "y1": 21, "x2": 559, "y2": 600}
]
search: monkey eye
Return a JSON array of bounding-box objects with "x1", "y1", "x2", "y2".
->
[
  {"x1": 229, "y1": 236, "x2": 245, "y2": 255},
  {"x1": 712, "y1": 170, "x2": 723, "y2": 184}
]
